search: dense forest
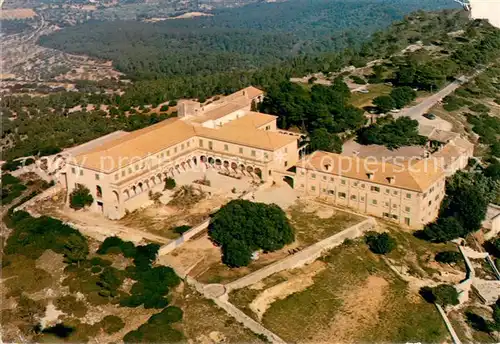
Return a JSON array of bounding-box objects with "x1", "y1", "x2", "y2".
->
[
  {"x1": 38, "y1": 0, "x2": 458, "y2": 79},
  {"x1": 4, "y1": 10, "x2": 500, "y2": 161}
]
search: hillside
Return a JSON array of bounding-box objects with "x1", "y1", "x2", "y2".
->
[{"x1": 38, "y1": 0, "x2": 458, "y2": 79}]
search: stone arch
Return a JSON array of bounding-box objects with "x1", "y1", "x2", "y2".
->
[
  {"x1": 138, "y1": 182, "x2": 143, "y2": 192},
  {"x1": 181, "y1": 161, "x2": 187, "y2": 170},
  {"x1": 254, "y1": 167, "x2": 262, "y2": 179},
  {"x1": 123, "y1": 189, "x2": 130, "y2": 200},
  {"x1": 193, "y1": 157, "x2": 198, "y2": 165},
  {"x1": 200, "y1": 155, "x2": 207, "y2": 163},
  {"x1": 223, "y1": 160, "x2": 229, "y2": 169},
  {"x1": 246, "y1": 166, "x2": 254, "y2": 173},
  {"x1": 144, "y1": 180, "x2": 150, "y2": 190},
  {"x1": 96, "y1": 185, "x2": 103, "y2": 198},
  {"x1": 112, "y1": 190, "x2": 120, "y2": 203},
  {"x1": 131, "y1": 185, "x2": 137, "y2": 195},
  {"x1": 215, "y1": 158, "x2": 222, "y2": 167},
  {"x1": 150, "y1": 176, "x2": 156, "y2": 185},
  {"x1": 208, "y1": 157, "x2": 215, "y2": 165},
  {"x1": 231, "y1": 162, "x2": 237, "y2": 170},
  {"x1": 156, "y1": 173, "x2": 162, "y2": 183}
]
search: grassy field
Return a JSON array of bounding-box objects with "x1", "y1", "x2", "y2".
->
[
  {"x1": 171, "y1": 285, "x2": 265, "y2": 343},
  {"x1": 350, "y1": 84, "x2": 392, "y2": 108},
  {"x1": 260, "y1": 240, "x2": 449, "y2": 343},
  {"x1": 228, "y1": 226, "x2": 461, "y2": 343}
]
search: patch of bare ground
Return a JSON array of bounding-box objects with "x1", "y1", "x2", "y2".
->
[
  {"x1": 311, "y1": 276, "x2": 389, "y2": 343},
  {"x1": 249, "y1": 261, "x2": 326, "y2": 321}
]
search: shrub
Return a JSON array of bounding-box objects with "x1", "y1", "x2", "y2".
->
[
  {"x1": 54, "y1": 295, "x2": 87, "y2": 318},
  {"x1": 350, "y1": 75, "x2": 367, "y2": 85},
  {"x1": 100, "y1": 315, "x2": 125, "y2": 334},
  {"x1": 69, "y1": 185, "x2": 94, "y2": 210},
  {"x1": 435, "y1": 251, "x2": 462, "y2": 264},
  {"x1": 365, "y1": 232, "x2": 396, "y2": 254},
  {"x1": 420, "y1": 284, "x2": 459, "y2": 306},
  {"x1": 122, "y1": 307, "x2": 184, "y2": 343},
  {"x1": 91, "y1": 266, "x2": 102, "y2": 274},
  {"x1": 168, "y1": 100, "x2": 177, "y2": 106},
  {"x1": 97, "y1": 236, "x2": 136, "y2": 258},
  {"x1": 1, "y1": 160, "x2": 22, "y2": 171},
  {"x1": 420, "y1": 217, "x2": 465, "y2": 243},
  {"x1": 172, "y1": 225, "x2": 190, "y2": 235},
  {"x1": 164, "y1": 177, "x2": 176, "y2": 190},
  {"x1": 469, "y1": 103, "x2": 490, "y2": 113},
  {"x1": 90, "y1": 257, "x2": 112, "y2": 267},
  {"x1": 148, "y1": 306, "x2": 183, "y2": 325},
  {"x1": 159, "y1": 104, "x2": 169, "y2": 112}
]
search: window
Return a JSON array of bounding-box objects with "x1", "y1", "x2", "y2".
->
[
  {"x1": 360, "y1": 183, "x2": 365, "y2": 189},
  {"x1": 187, "y1": 141, "x2": 190, "y2": 147},
  {"x1": 405, "y1": 206, "x2": 411, "y2": 212},
  {"x1": 322, "y1": 176, "x2": 327, "y2": 181},
  {"x1": 322, "y1": 188, "x2": 326, "y2": 193},
  {"x1": 423, "y1": 193, "x2": 427, "y2": 198},
  {"x1": 284, "y1": 161, "x2": 288, "y2": 167},
  {"x1": 339, "y1": 192, "x2": 346, "y2": 199},
  {"x1": 385, "y1": 202, "x2": 389, "y2": 207},
  {"x1": 174, "y1": 147, "x2": 178, "y2": 153},
  {"x1": 311, "y1": 186, "x2": 316, "y2": 191},
  {"x1": 71, "y1": 167, "x2": 76, "y2": 174},
  {"x1": 371, "y1": 186, "x2": 380, "y2": 193},
  {"x1": 360, "y1": 196, "x2": 365, "y2": 201},
  {"x1": 128, "y1": 168, "x2": 132, "y2": 174},
  {"x1": 383, "y1": 212, "x2": 390, "y2": 218},
  {"x1": 428, "y1": 200, "x2": 432, "y2": 206},
  {"x1": 166, "y1": 150, "x2": 170, "y2": 156},
  {"x1": 393, "y1": 190, "x2": 398, "y2": 196},
  {"x1": 208, "y1": 141, "x2": 213, "y2": 150},
  {"x1": 353, "y1": 181, "x2": 359, "y2": 187},
  {"x1": 95, "y1": 173, "x2": 100, "y2": 180},
  {"x1": 328, "y1": 190, "x2": 334, "y2": 195},
  {"x1": 264, "y1": 153, "x2": 269, "y2": 159},
  {"x1": 406, "y1": 193, "x2": 412, "y2": 199},
  {"x1": 341, "y1": 179, "x2": 346, "y2": 185},
  {"x1": 330, "y1": 177, "x2": 334, "y2": 182},
  {"x1": 435, "y1": 194, "x2": 440, "y2": 201},
  {"x1": 392, "y1": 215, "x2": 398, "y2": 220},
  {"x1": 181, "y1": 143, "x2": 185, "y2": 150},
  {"x1": 265, "y1": 125, "x2": 270, "y2": 130},
  {"x1": 351, "y1": 195, "x2": 357, "y2": 200},
  {"x1": 199, "y1": 139, "x2": 203, "y2": 147},
  {"x1": 300, "y1": 184, "x2": 305, "y2": 188},
  {"x1": 284, "y1": 148, "x2": 288, "y2": 153},
  {"x1": 311, "y1": 173, "x2": 316, "y2": 179},
  {"x1": 239, "y1": 147, "x2": 243, "y2": 154},
  {"x1": 372, "y1": 199, "x2": 378, "y2": 205},
  {"x1": 251, "y1": 150, "x2": 256, "y2": 157},
  {"x1": 405, "y1": 217, "x2": 410, "y2": 226},
  {"x1": 135, "y1": 164, "x2": 139, "y2": 171},
  {"x1": 385, "y1": 189, "x2": 390, "y2": 194},
  {"x1": 392, "y1": 204, "x2": 397, "y2": 209},
  {"x1": 114, "y1": 174, "x2": 118, "y2": 180},
  {"x1": 224, "y1": 144, "x2": 229, "y2": 151},
  {"x1": 121, "y1": 171, "x2": 125, "y2": 177},
  {"x1": 79, "y1": 170, "x2": 83, "y2": 176},
  {"x1": 300, "y1": 171, "x2": 305, "y2": 176}
]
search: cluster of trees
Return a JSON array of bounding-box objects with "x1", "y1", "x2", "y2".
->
[
  {"x1": 465, "y1": 298, "x2": 500, "y2": 335},
  {"x1": 123, "y1": 306, "x2": 183, "y2": 343},
  {"x1": 260, "y1": 80, "x2": 365, "y2": 150},
  {"x1": 356, "y1": 116, "x2": 427, "y2": 149},
  {"x1": 208, "y1": 200, "x2": 295, "y2": 267},
  {"x1": 435, "y1": 251, "x2": 462, "y2": 264},
  {"x1": 372, "y1": 86, "x2": 416, "y2": 113},
  {"x1": 419, "y1": 172, "x2": 497, "y2": 242},
  {"x1": 420, "y1": 284, "x2": 459, "y2": 306},
  {"x1": 467, "y1": 113, "x2": 500, "y2": 158}
]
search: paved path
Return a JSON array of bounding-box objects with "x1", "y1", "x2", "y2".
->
[
  {"x1": 395, "y1": 68, "x2": 485, "y2": 130},
  {"x1": 225, "y1": 217, "x2": 377, "y2": 292}
]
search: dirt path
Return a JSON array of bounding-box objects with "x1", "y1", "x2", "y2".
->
[
  {"x1": 311, "y1": 276, "x2": 389, "y2": 343},
  {"x1": 250, "y1": 261, "x2": 326, "y2": 321}
]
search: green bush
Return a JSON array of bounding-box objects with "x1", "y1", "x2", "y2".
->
[
  {"x1": 172, "y1": 225, "x2": 191, "y2": 235},
  {"x1": 1, "y1": 160, "x2": 22, "y2": 171},
  {"x1": 164, "y1": 177, "x2": 176, "y2": 190},
  {"x1": 159, "y1": 104, "x2": 169, "y2": 112},
  {"x1": 123, "y1": 306, "x2": 184, "y2": 343},
  {"x1": 97, "y1": 236, "x2": 137, "y2": 258},
  {"x1": 435, "y1": 251, "x2": 462, "y2": 264},
  {"x1": 420, "y1": 284, "x2": 459, "y2": 306},
  {"x1": 99, "y1": 315, "x2": 125, "y2": 334},
  {"x1": 364, "y1": 232, "x2": 396, "y2": 254},
  {"x1": 90, "y1": 257, "x2": 113, "y2": 267},
  {"x1": 469, "y1": 103, "x2": 490, "y2": 113},
  {"x1": 168, "y1": 100, "x2": 177, "y2": 106},
  {"x1": 69, "y1": 185, "x2": 94, "y2": 210},
  {"x1": 350, "y1": 75, "x2": 366, "y2": 85},
  {"x1": 91, "y1": 266, "x2": 102, "y2": 274},
  {"x1": 208, "y1": 200, "x2": 294, "y2": 267},
  {"x1": 54, "y1": 295, "x2": 87, "y2": 317}
]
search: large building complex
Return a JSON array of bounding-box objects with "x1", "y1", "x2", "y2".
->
[
  {"x1": 62, "y1": 87, "x2": 472, "y2": 228},
  {"x1": 62, "y1": 87, "x2": 300, "y2": 219}
]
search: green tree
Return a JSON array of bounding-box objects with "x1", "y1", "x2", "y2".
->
[
  {"x1": 420, "y1": 284, "x2": 459, "y2": 306},
  {"x1": 484, "y1": 162, "x2": 500, "y2": 180},
  {"x1": 69, "y1": 185, "x2": 94, "y2": 210},
  {"x1": 309, "y1": 128, "x2": 342, "y2": 153},
  {"x1": 421, "y1": 217, "x2": 465, "y2": 243},
  {"x1": 435, "y1": 251, "x2": 462, "y2": 264},
  {"x1": 390, "y1": 86, "x2": 417, "y2": 108},
  {"x1": 164, "y1": 177, "x2": 176, "y2": 190},
  {"x1": 373, "y1": 95, "x2": 396, "y2": 113},
  {"x1": 364, "y1": 232, "x2": 396, "y2": 254},
  {"x1": 208, "y1": 200, "x2": 294, "y2": 267}
]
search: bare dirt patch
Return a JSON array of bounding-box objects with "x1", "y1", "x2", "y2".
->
[
  {"x1": 249, "y1": 261, "x2": 326, "y2": 320},
  {"x1": 311, "y1": 276, "x2": 389, "y2": 343},
  {"x1": 0, "y1": 8, "x2": 36, "y2": 19}
]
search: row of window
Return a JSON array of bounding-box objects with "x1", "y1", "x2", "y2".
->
[
  {"x1": 304, "y1": 173, "x2": 414, "y2": 199},
  {"x1": 199, "y1": 139, "x2": 276, "y2": 160}
]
